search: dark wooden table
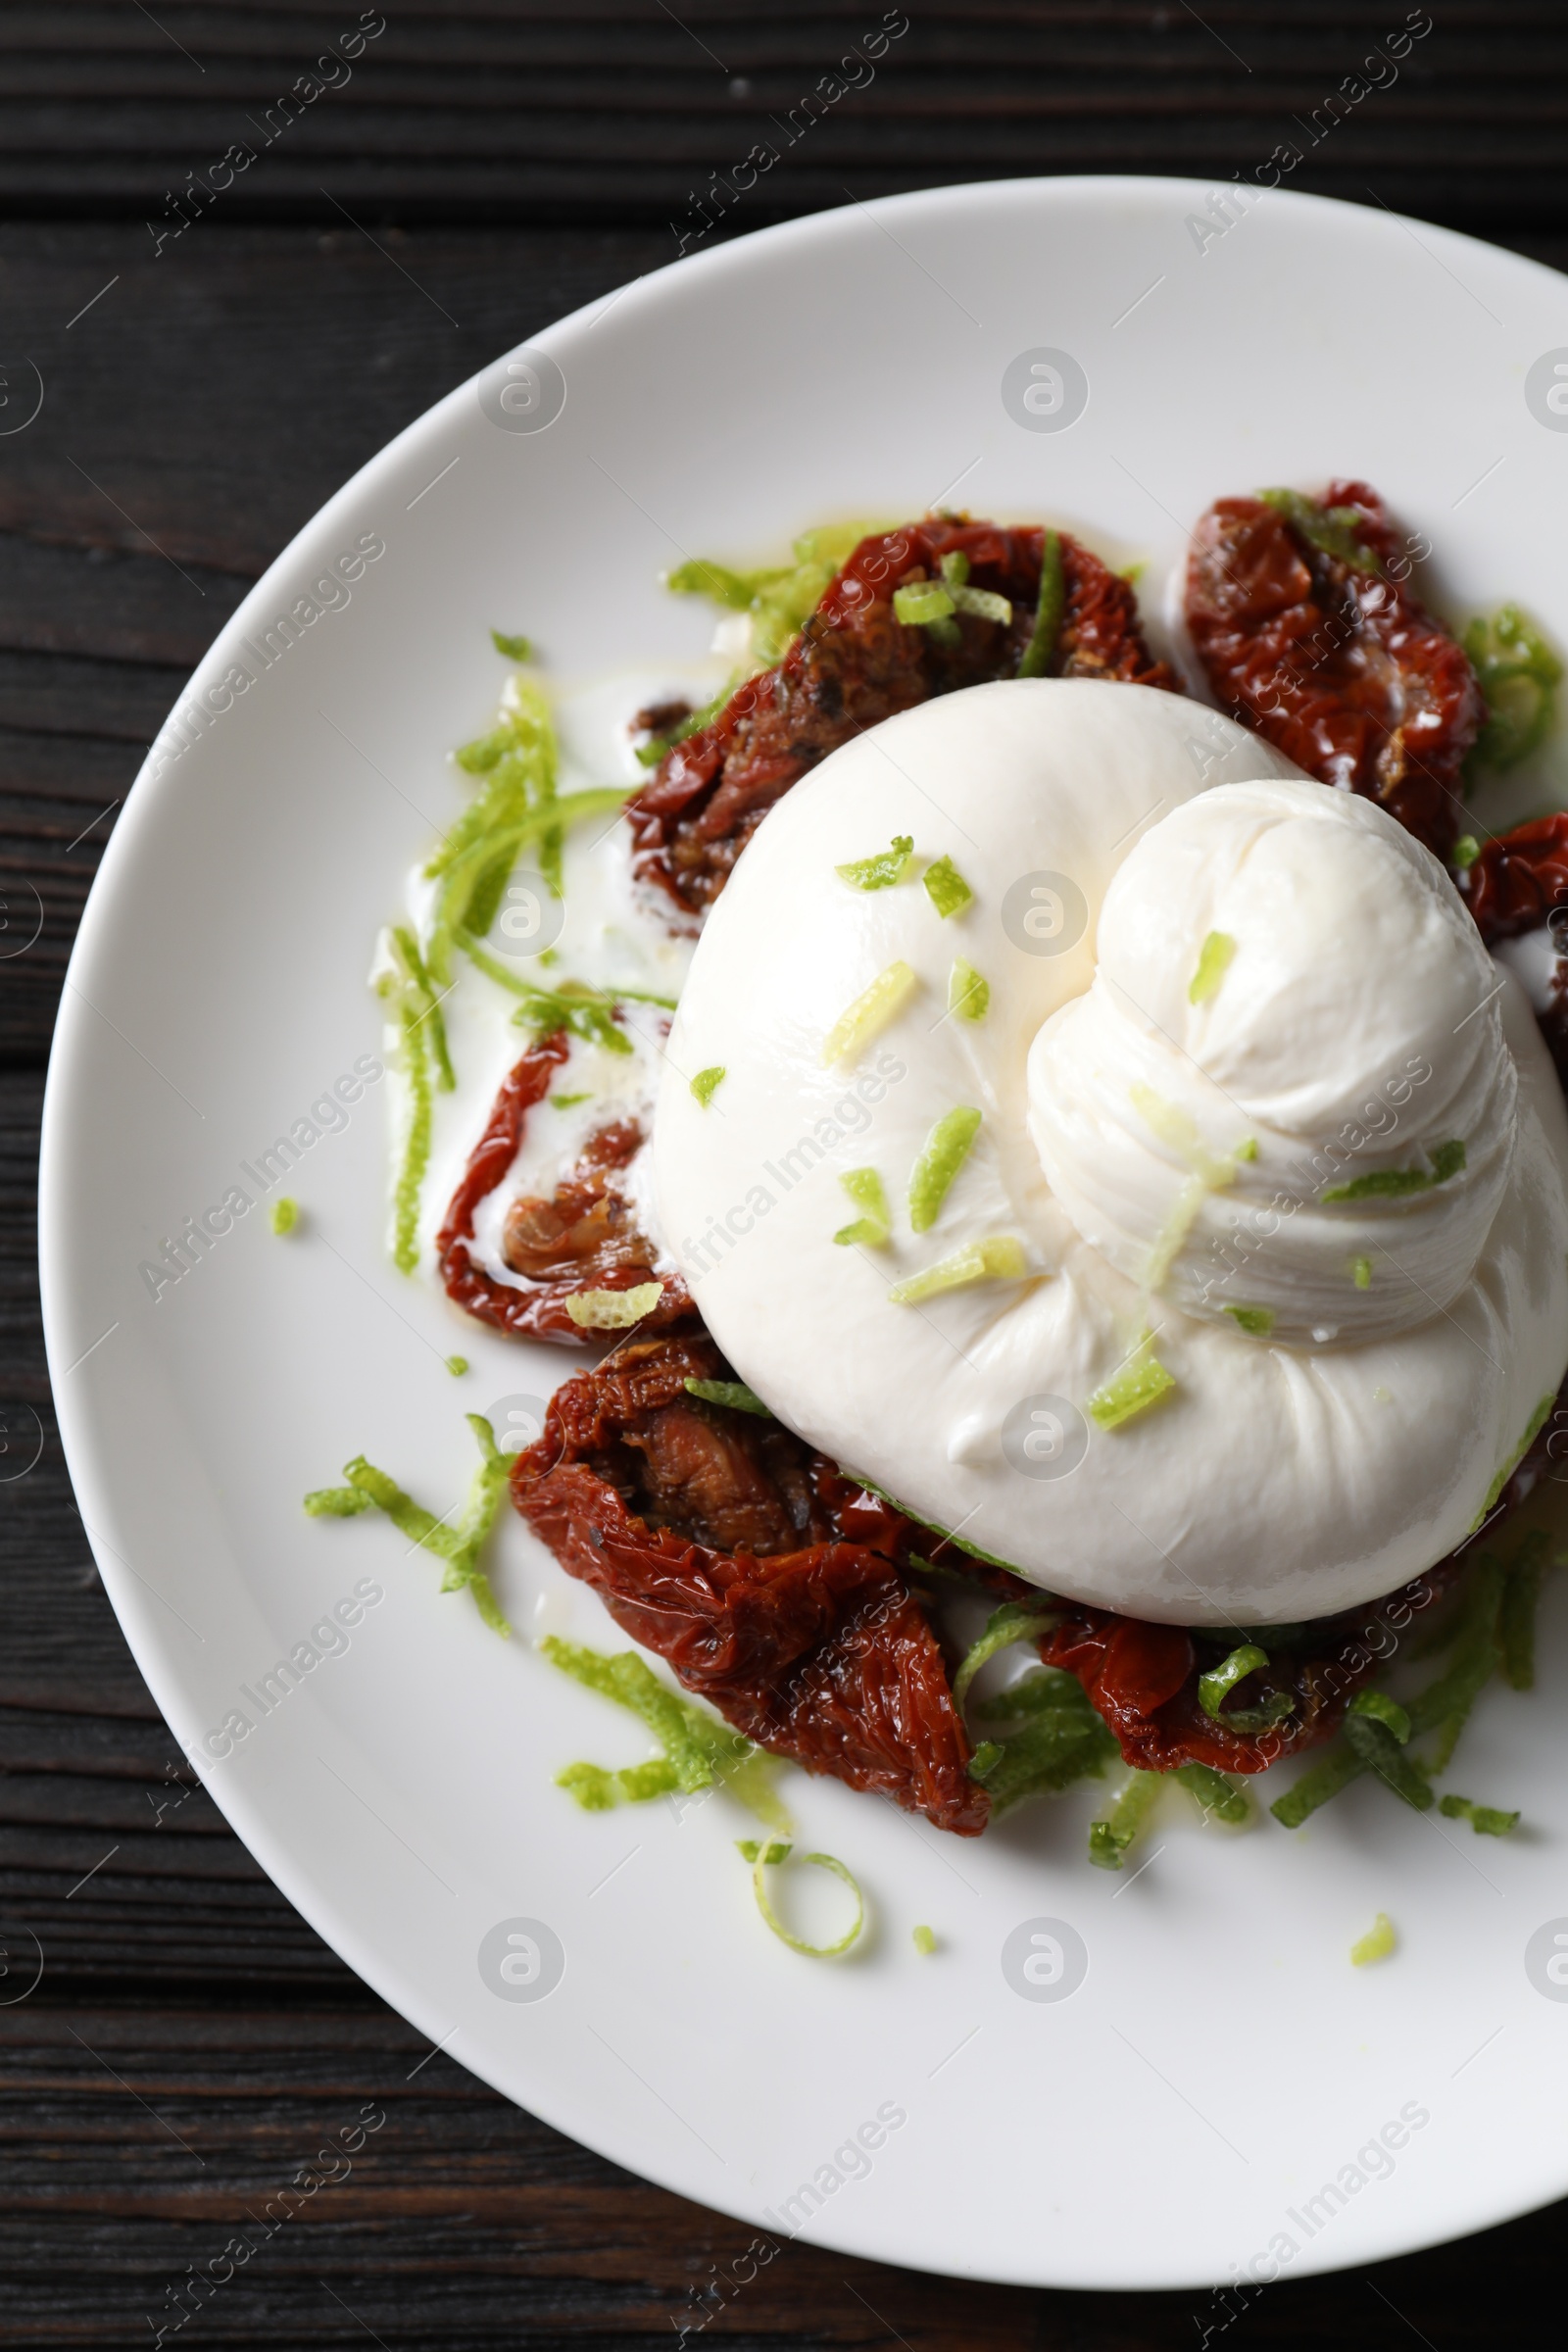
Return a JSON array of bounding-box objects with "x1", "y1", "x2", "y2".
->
[{"x1": 5, "y1": 7, "x2": 1567, "y2": 2343}]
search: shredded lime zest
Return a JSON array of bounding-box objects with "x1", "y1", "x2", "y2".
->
[
  {"x1": 939, "y1": 551, "x2": 971, "y2": 589},
  {"x1": 684, "y1": 1377, "x2": 772, "y2": 1418},
  {"x1": 893, "y1": 580, "x2": 956, "y2": 627},
  {"x1": 738, "y1": 1840, "x2": 864, "y2": 1957},
  {"x1": 691, "y1": 1065, "x2": 726, "y2": 1106},
  {"x1": 1271, "y1": 1741, "x2": 1364, "y2": 1829},
  {"x1": 270, "y1": 1197, "x2": 299, "y2": 1236},
  {"x1": 833, "y1": 1165, "x2": 892, "y2": 1249},
  {"x1": 1198, "y1": 1643, "x2": 1296, "y2": 1732},
  {"x1": 1259, "y1": 487, "x2": 1384, "y2": 574},
  {"x1": 1174, "y1": 1761, "x2": 1250, "y2": 1825},
  {"x1": 1350, "y1": 1912, "x2": 1396, "y2": 1967},
  {"x1": 1222, "y1": 1303, "x2": 1275, "y2": 1338},
  {"x1": 1464, "y1": 605, "x2": 1563, "y2": 772},
  {"x1": 912, "y1": 1923, "x2": 937, "y2": 1955},
  {"x1": 822, "y1": 958, "x2": 917, "y2": 1066},
  {"x1": 1476, "y1": 1393, "x2": 1554, "y2": 1523},
  {"x1": 445, "y1": 1354, "x2": 468, "y2": 1377},
  {"x1": 565, "y1": 1282, "x2": 663, "y2": 1329},
  {"x1": 907, "y1": 1106, "x2": 982, "y2": 1234},
  {"x1": 922, "y1": 854, "x2": 974, "y2": 919},
  {"x1": 1343, "y1": 1710, "x2": 1433, "y2": 1809},
  {"x1": 1349, "y1": 1688, "x2": 1412, "y2": 1742},
  {"x1": 952, "y1": 584, "x2": 1011, "y2": 624},
  {"x1": 303, "y1": 1485, "x2": 371, "y2": 1516},
  {"x1": 1452, "y1": 833, "x2": 1481, "y2": 870},
  {"x1": 306, "y1": 1415, "x2": 514, "y2": 1634},
  {"x1": 1087, "y1": 1343, "x2": 1175, "y2": 1431},
  {"x1": 551, "y1": 1091, "x2": 591, "y2": 1109},
  {"x1": 949, "y1": 957, "x2": 989, "y2": 1021},
  {"x1": 459, "y1": 932, "x2": 673, "y2": 1056},
  {"x1": 1089, "y1": 1770, "x2": 1162, "y2": 1870},
  {"x1": 1235, "y1": 1138, "x2": 1258, "y2": 1161},
  {"x1": 1017, "y1": 527, "x2": 1064, "y2": 678},
  {"x1": 1188, "y1": 929, "x2": 1236, "y2": 1004},
  {"x1": 1322, "y1": 1140, "x2": 1466, "y2": 1202},
  {"x1": 836, "y1": 835, "x2": 916, "y2": 890},
  {"x1": 1500, "y1": 1528, "x2": 1549, "y2": 1690},
  {"x1": 667, "y1": 522, "x2": 878, "y2": 670},
  {"x1": 1352, "y1": 1255, "x2": 1373, "y2": 1291},
  {"x1": 966, "y1": 1667, "x2": 1118, "y2": 1813},
  {"x1": 388, "y1": 994, "x2": 433, "y2": 1273},
  {"x1": 1120, "y1": 559, "x2": 1148, "y2": 586},
  {"x1": 427, "y1": 785, "x2": 629, "y2": 986},
  {"x1": 1440, "y1": 1792, "x2": 1520, "y2": 1837},
  {"x1": 546, "y1": 1638, "x2": 787, "y2": 1824},
  {"x1": 888, "y1": 1235, "x2": 1026, "y2": 1305},
  {"x1": 952, "y1": 1600, "x2": 1060, "y2": 1722},
  {"x1": 491, "y1": 628, "x2": 531, "y2": 660}
]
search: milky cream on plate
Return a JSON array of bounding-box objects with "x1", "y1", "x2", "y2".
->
[{"x1": 652, "y1": 679, "x2": 1568, "y2": 1626}]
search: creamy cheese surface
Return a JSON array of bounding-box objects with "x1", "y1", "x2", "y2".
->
[{"x1": 652, "y1": 679, "x2": 1568, "y2": 1626}]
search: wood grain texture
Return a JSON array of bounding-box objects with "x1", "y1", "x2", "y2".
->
[{"x1": 6, "y1": 40, "x2": 1568, "y2": 2336}]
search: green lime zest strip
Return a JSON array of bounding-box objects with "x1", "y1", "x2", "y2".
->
[
  {"x1": 1322, "y1": 1140, "x2": 1466, "y2": 1203},
  {"x1": 1349, "y1": 1688, "x2": 1412, "y2": 1741},
  {"x1": 551, "y1": 1092, "x2": 591, "y2": 1109},
  {"x1": 665, "y1": 557, "x2": 788, "y2": 610},
  {"x1": 1174, "y1": 1761, "x2": 1250, "y2": 1825},
  {"x1": 1464, "y1": 605, "x2": 1563, "y2": 772},
  {"x1": 1452, "y1": 833, "x2": 1481, "y2": 870},
  {"x1": 836, "y1": 835, "x2": 915, "y2": 891},
  {"x1": 966, "y1": 1668, "x2": 1118, "y2": 1814},
  {"x1": 1500, "y1": 1529, "x2": 1550, "y2": 1690},
  {"x1": 307, "y1": 1415, "x2": 514, "y2": 1634},
  {"x1": 546, "y1": 1637, "x2": 787, "y2": 1824},
  {"x1": 270, "y1": 1197, "x2": 299, "y2": 1236},
  {"x1": 1404, "y1": 1554, "x2": 1504, "y2": 1768},
  {"x1": 821, "y1": 959, "x2": 917, "y2": 1067},
  {"x1": 1259, "y1": 487, "x2": 1384, "y2": 574},
  {"x1": 441, "y1": 677, "x2": 564, "y2": 918},
  {"x1": 912, "y1": 1924, "x2": 937, "y2": 1955},
  {"x1": 1343, "y1": 1711, "x2": 1432, "y2": 1808},
  {"x1": 949, "y1": 957, "x2": 989, "y2": 1021},
  {"x1": 684, "y1": 1377, "x2": 772, "y2": 1418},
  {"x1": 893, "y1": 580, "x2": 956, "y2": 627},
  {"x1": 1350, "y1": 1912, "x2": 1396, "y2": 1966},
  {"x1": 565, "y1": 1282, "x2": 664, "y2": 1330},
  {"x1": 391, "y1": 999, "x2": 433, "y2": 1274},
  {"x1": 953, "y1": 584, "x2": 1012, "y2": 624},
  {"x1": 1198, "y1": 1643, "x2": 1296, "y2": 1731},
  {"x1": 738, "y1": 1841, "x2": 864, "y2": 1958},
  {"x1": 952, "y1": 1600, "x2": 1060, "y2": 1722},
  {"x1": 634, "y1": 685, "x2": 727, "y2": 766},
  {"x1": 907, "y1": 1106, "x2": 982, "y2": 1234},
  {"x1": 833, "y1": 1165, "x2": 891, "y2": 1248},
  {"x1": 922, "y1": 855, "x2": 974, "y2": 919},
  {"x1": 459, "y1": 930, "x2": 652, "y2": 1056},
  {"x1": 303, "y1": 1486, "x2": 371, "y2": 1516},
  {"x1": 1089, "y1": 1769, "x2": 1162, "y2": 1870},
  {"x1": 1271, "y1": 1740, "x2": 1363, "y2": 1829},
  {"x1": 939, "y1": 551, "x2": 970, "y2": 589},
  {"x1": 1352, "y1": 1256, "x2": 1373, "y2": 1291},
  {"x1": 1017, "y1": 527, "x2": 1064, "y2": 678},
  {"x1": 427, "y1": 787, "x2": 631, "y2": 984},
  {"x1": 445, "y1": 1354, "x2": 468, "y2": 1377},
  {"x1": 491, "y1": 628, "x2": 531, "y2": 659},
  {"x1": 1087, "y1": 1345, "x2": 1176, "y2": 1431},
  {"x1": 1439, "y1": 1793, "x2": 1520, "y2": 1836},
  {"x1": 1222, "y1": 1303, "x2": 1275, "y2": 1339},
  {"x1": 1475, "y1": 1393, "x2": 1554, "y2": 1525},
  {"x1": 384, "y1": 924, "x2": 455, "y2": 1093},
  {"x1": 1188, "y1": 929, "x2": 1236, "y2": 1005},
  {"x1": 691, "y1": 1065, "x2": 726, "y2": 1106},
  {"x1": 888, "y1": 1235, "x2": 1026, "y2": 1305}
]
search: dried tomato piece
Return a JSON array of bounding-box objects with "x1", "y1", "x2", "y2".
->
[
  {"x1": 435, "y1": 1036, "x2": 691, "y2": 1346},
  {"x1": 510, "y1": 1329, "x2": 989, "y2": 1834},
  {"x1": 1185, "y1": 480, "x2": 1485, "y2": 864},
  {"x1": 630, "y1": 514, "x2": 1179, "y2": 915},
  {"x1": 1463, "y1": 811, "x2": 1568, "y2": 1082}
]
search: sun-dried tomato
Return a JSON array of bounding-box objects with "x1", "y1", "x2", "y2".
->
[
  {"x1": 435, "y1": 1036, "x2": 691, "y2": 1346},
  {"x1": 1185, "y1": 481, "x2": 1485, "y2": 864},
  {"x1": 510, "y1": 1328, "x2": 989, "y2": 1834},
  {"x1": 630, "y1": 514, "x2": 1179, "y2": 915},
  {"x1": 1463, "y1": 811, "x2": 1568, "y2": 1082}
]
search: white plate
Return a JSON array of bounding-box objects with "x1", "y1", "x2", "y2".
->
[{"x1": 41, "y1": 177, "x2": 1568, "y2": 2292}]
